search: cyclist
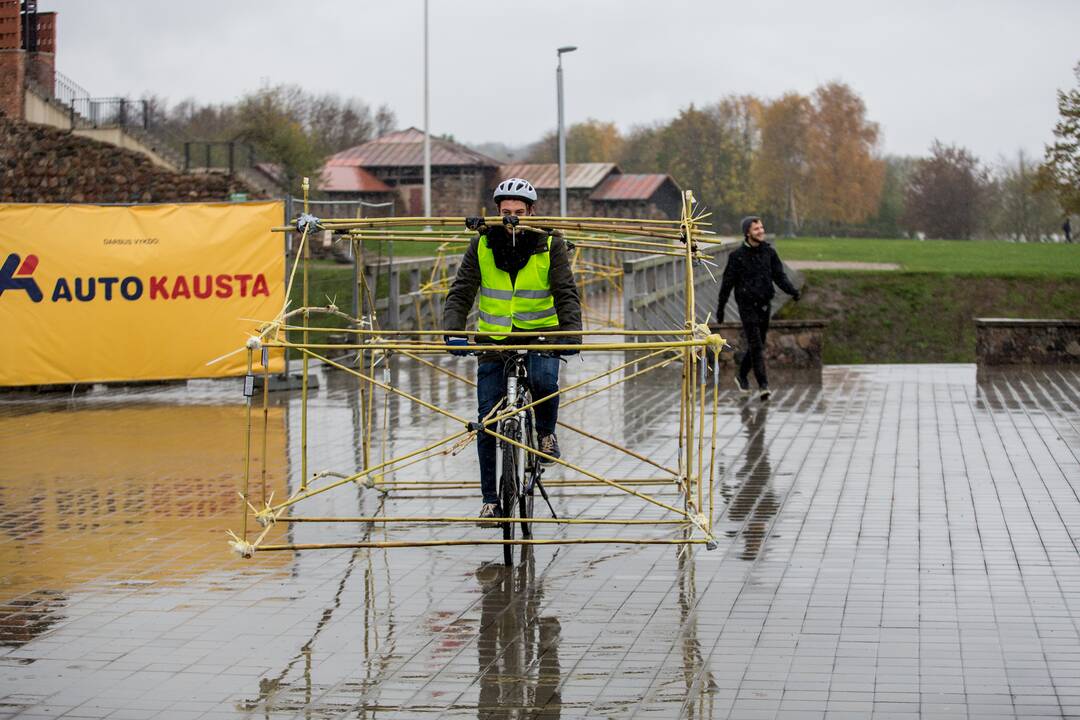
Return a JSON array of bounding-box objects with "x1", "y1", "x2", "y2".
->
[{"x1": 443, "y1": 178, "x2": 582, "y2": 526}]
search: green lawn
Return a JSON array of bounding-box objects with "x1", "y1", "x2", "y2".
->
[
  {"x1": 773, "y1": 237, "x2": 1080, "y2": 278},
  {"x1": 288, "y1": 237, "x2": 1080, "y2": 363},
  {"x1": 779, "y1": 273, "x2": 1080, "y2": 363}
]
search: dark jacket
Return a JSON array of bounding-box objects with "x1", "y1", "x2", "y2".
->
[
  {"x1": 443, "y1": 224, "x2": 582, "y2": 345},
  {"x1": 716, "y1": 240, "x2": 799, "y2": 321}
]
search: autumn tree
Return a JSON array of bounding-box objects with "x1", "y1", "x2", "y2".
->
[
  {"x1": 804, "y1": 82, "x2": 885, "y2": 227},
  {"x1": 903, "y1": 141, "x2": 987, "y2": 239},
  {"x1": 1037, "y1": 61, "x2": 1080, "y2": 215},
  {"x1": 525, "y1": 119, "x2": 624, "y2": 163},
  {"x1": 753, "y1": 92, "x2": 813, "y2": 235},
  {"x1": 615, "y1": 97, "x2": 758, "y2": 230}
]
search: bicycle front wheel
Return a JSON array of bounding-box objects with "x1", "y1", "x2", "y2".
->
[
  {"x1": 520, "y1": 409, "x2": 537, "y2": 540},
  {"x1": 498, "y1": 424, "x2": 521, "y2": 566}
]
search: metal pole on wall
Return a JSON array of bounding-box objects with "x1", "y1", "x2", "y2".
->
[
  {"x1": 556, "y1": 46, "x2": 577, "y2": 218},
  {"x1": 422, "y1": 0, "x2": 431, "y2": 217}
]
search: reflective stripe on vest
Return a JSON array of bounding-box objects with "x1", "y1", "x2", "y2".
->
[{"x1": 476, "y1": 235, "x2": 559, "y2": 340}]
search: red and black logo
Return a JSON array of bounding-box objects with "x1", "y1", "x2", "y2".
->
[
  {"x1": 1, "y1": 252, "x2": 271, "y2": 304},
  {"x1": 0, "y1": 253, "x2": 43, "y2": 303}
]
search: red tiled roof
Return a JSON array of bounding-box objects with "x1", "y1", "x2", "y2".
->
[
  {"x1": 326, "y1": 127, "x2": 500, "y2": 168},
  {"x1": 497, "y1": 163, "x2": 618, "y2": 190},
  {"x1": 319, "y1": 165, "x2": 392, "y2": 193},
  {"x1": 589, "y1": 173, "x2": 678, "y2": 201}
]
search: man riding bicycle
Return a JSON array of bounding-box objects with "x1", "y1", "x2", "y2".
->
[{"x1": 443, "y1": 178, "x2": 582, "y2": 526}]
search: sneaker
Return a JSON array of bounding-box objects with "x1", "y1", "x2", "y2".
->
[
  {"x1": 538, "y1": 433, "x2": 561, "y2": 465},
  {"x1": 734, "y1": 375, "x2": 751, "y2": 394},
  {"x1": 477, "y1": 502, "x2": 500, "y2": 528},
  {"x1": 759, "y1": 387, "x2": 772, "y2": 401}
]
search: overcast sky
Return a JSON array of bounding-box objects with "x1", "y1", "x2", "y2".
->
[{"x1": 45, "y1": 0, "x2": 1078, "y2": 163}]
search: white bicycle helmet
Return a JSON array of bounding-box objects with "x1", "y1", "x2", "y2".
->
[{"x1": 493, "y1": 177, "x2": 537, "y2": 205}]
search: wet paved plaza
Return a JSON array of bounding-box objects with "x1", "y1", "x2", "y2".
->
[{"x1": 2, "y1": 356, "x2": 1080, "y2": 719}]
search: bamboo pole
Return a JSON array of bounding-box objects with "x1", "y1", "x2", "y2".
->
[
  {"x1": 681, "y1": 191, "x2": 697, "y2": 516},
  {"x1": 255, "y1": 538, "x2": 710, "y2": 552},
  {"x1": 260, "y1": 345, "x2": 270, "y2": 505},
  {"x1": 263, "y1": 339, "x2": 712, "y2": 352},
  {"x1": 300, "y1": 176, "x2": 311, "y2": 491},
  {"x1": 241, "y1": 348, "x2": 254, "y2": 539},
  {"x1": 275, "y1": 326, "x2": 692, "y2": 337},
  {"x1": 277, "y1": 516, "x2": 686, "y2": 525},
  {"x1": 708, "y1": 353, "x2": 720, "y2": 531}
]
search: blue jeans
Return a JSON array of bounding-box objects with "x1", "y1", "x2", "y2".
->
[{"x1": 476, "y1": 352, "x2": 561, "y2": 504}]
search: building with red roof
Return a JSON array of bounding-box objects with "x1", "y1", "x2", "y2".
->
[
  {"x1": 322, "y1": 131, "x2": 682, "y2": 219},
  {"x1": 496, "y1": 163, "x2": 681, "y2": 220},
  {"x1": 321, "y1": 128, "x2": 499, "y2": 216}
]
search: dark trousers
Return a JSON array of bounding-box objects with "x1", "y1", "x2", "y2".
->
[
  {"x1": 476, "y1": 352, "x2": 561, "y2": 504},
  {"x1": 738, "y1": 304, "x2": 771, "y2": 389}
]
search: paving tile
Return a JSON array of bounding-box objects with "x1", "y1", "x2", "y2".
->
[{"x1": 0, "y1": 363, "x2": 1078, "y2": 718}]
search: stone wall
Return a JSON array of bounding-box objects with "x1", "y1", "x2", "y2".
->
[
  {"x1": 975, "y1": 318, "x2": 1080, "y2": 366},
  {"x1": 534, "y1": 188, "x2": 593, "y2": 217},
  {"x1": 430, "y1": 167, "x2": 493, "y2": 216},
  {"x1": 709, "y1": 320, "x2": 826, "y2": 369},
  {"x1": 0, "y1": 115, "x2": 256, "y2": 203},
  {"x1": 368, "y1": 166, "x2": 497, "y2": 216}
]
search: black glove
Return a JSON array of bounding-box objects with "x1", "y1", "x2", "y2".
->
[
  {"x1": 502, "y1": 214, "x2": 520, "y2": 227},
  {"x1": 464, "y1": 216, "x2": 485, "y2": 231},
  {"x1": 445, "y1": 336, "x2": 470, "y2": 357}
]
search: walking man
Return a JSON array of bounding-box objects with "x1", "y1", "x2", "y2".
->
[
  {"x1": 716, "y1": 216, "x2": 800, "y2": 401},
  {"x1": 1065, "y1": 217, "x2": 1072, "y2": 244},
  {"x1": 443, "y1": 178, "x2": 582, "y2": 525}
]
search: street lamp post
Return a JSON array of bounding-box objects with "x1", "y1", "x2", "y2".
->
[
  {"x1": 556, "y1": 45, "x2": 577, "y2": 217},
  {"x1": 422, "y1": 0, "x2": 431, "y2": 218}
]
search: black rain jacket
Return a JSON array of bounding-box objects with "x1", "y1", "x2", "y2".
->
[{"x1": 716, "y1": 240, "x2": 799, "y2": 321}]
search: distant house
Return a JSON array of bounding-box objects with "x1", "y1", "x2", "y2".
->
[
  {"x1": 321, "y1": 134, "x2": 683, "y2": 220},
  {"x1": 496, "y1": 163, "x2": 683, "y2": 220},
  {"x1": 321, "y1": 128, "x2": 499, "y2": 216}
]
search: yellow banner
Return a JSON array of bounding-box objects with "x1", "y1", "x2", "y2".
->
[{"x1": 0, "y1": 202, "x2": 285, "y2": 385}]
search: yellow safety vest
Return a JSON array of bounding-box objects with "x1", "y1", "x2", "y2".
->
[{"x1": 476, "y1": 235, "x2": 559, "y2": 340}]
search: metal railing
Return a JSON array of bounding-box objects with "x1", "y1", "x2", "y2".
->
[
  {"x1": 620, "y1": 239, "x2": 804, "y2": 332},
  {"x1": 183, "y1": 141, "x2": 256, "y2": 174},
  {"x1": 52, "y1": 70, "x2": 90, "y2": 108},
  {"x1": 68, "y1": 97, "x2": 150, "y2": 130}
]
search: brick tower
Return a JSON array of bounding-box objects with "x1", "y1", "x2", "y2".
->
[{"x1": 0, "y1": 0, "x2": 57, "y2": 119}]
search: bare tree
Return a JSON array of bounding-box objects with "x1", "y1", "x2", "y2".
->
[
  {"x1": 989, "y1": 149, "x2": 1062, "y2": 241},
  {"x1": 904, "y1": 141, "x2": 987, "y2": 239}
]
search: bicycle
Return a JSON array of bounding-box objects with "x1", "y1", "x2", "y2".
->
[
  {"x1": 451, "y1": 344, "x2": 559, "y2": 566},
  {"x1": 493, "y1": 350, "x2": 559, "y2": 566}
]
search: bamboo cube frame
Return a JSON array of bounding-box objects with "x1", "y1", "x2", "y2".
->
[{"x1": 227, "y1": 181, "x2": 727, "y2": 558}]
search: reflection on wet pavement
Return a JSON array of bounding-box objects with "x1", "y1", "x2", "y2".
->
[{"x1": 0, "y1": 361, "x2": 1078, "y2": 718}]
